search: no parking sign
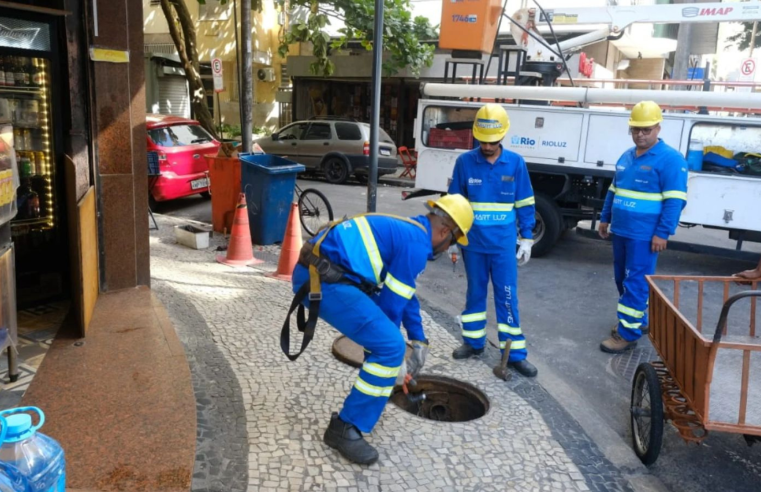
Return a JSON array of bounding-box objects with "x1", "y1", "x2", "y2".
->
[{"x1": 212, "y1": 57, "x2": 224, "y2": 93}]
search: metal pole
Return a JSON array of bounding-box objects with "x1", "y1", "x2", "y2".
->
[
  {"x1": 241, "y1": 0, "x2": 253, "y2": 153},
  {"x1": 367, "y1": 0, "x2": 384, "y2": 212},
  {"x1": 233, "y1": 0, "x2": 244, "y2": 127},
  {"x1": 751, "y1": 21, "x2": 758, "y2": 57}
]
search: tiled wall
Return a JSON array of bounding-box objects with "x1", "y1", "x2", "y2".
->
[{"x1": 90, "y1": 0, "x2": 149, "y2": 290}]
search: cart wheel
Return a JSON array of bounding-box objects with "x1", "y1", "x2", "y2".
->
[{"x1": 631, "y1": 362, "x2": 664, "y2": 465}]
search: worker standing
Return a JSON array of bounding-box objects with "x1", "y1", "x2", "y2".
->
[
  {"x1": 286, "y1": 196, "x2": 473, "y2": 465},
  {"x1": 448, "y1": 103, "x2": 538, "y2": 378},
  {"x1": 598, "y1": 101, "x2": 688, "y2": 353}
]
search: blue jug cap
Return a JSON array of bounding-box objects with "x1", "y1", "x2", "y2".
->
[
  {"x1": 0, "y1": 407, "x2": 44, "y2": 443},
  {"x1": 5, "y1": 414, "x2": 33, "y2": 442}
]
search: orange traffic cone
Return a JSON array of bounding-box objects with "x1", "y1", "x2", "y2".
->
[
  {"x1": 267, "y1": 202, "x2": 303, "y2": 281},
  {"x1": 217, "y1": 193, "x2": 263, "y2": 267}
]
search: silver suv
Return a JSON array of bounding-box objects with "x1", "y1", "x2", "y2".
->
[{"x1": 255, "y1": 117, "x2": 398, "y2": 184}]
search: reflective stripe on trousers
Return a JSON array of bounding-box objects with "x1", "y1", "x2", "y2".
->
[
  {"x1": 613, "y1": 235, "x2": 659, "y2": 342},
  {"x1": 460, "y1": 248, "x2": 527, "y2": 362},
  {"x1": 292, "y1": 265, "x2": 405, "y2": 433}
]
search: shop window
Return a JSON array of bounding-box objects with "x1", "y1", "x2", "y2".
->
[
  {"x1": 335, "y1": 122, "x2": 362, "y2": 141},
  {"x1": 150, "y1": 0, "x2": 160, "y2": 5},
  {"x1": 303, "y1": 123, "x2": 332, "y2": 140},
  {"x1": 199, "y1": 0, "x2": 231, "y2": 21}
]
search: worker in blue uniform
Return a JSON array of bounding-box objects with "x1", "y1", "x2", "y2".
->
[
  {"x1": 448, "y1": 103, "x2": 538, "y2": 378},
  {"x1": 599, "y1": 101, "x2": 688, "y2": 353},
  {"x1": 286, "y1": 195, "x2": 474, "y2": 465}
]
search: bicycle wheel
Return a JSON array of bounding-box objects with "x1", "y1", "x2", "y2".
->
[{"x1": 298, "y1": 188, "x2": 334, "y2": 236}]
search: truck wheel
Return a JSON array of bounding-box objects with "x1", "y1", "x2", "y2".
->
[{"x1": 531, "y1": 194, "x2": 562, "y2": 258}]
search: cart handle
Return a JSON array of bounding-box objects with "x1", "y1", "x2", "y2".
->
[{"x1": 713, "y1": 290, "x2": 761, "y2": 345}]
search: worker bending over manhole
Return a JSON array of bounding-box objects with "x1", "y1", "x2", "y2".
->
[{"x1": 281, "y1": 195, "x2": 474, "y2": 465}]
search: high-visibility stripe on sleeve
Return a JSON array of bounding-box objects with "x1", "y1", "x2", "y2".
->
[
  {"x1": 500, "y1": 339, "x2": 527, "y2": 350},
  {"x1": 498, "y1": 324, "x2": 523, "y2": 336},
  {"x1": 355, "y1": 217, "x2": 383, "y2": 284},
  {"x1": 354, "y1": 377, "x2": 394, "y2": 398},
  {"x1": 662, "y1": 190, "x2": 687, "y2": 201},
  {"x1": 609, "y1": 185, "x2": 617, "y2": 194},
  {"x1": 515, "y1": 196, "x2": 535, "y2": 208},
  {"x1": 618, "y1": 303, "x2": 645, "y2": 318},
  {"x1": 362, "y1": 362, "x2": 401, "y2": 379},
  {"x1": 470, "y1": 202, "x2": 515, "y2": 212},
  {"x1": 461, "y1": 312, "x2": 487, "y2": 323},
  {"x1": 619, "y1": 319, "x2": 643, "y2": 330},
  {"x1": 384, "y1": 272, "x2": 415, "y2": 300},
  {"x1": 615, "y1": 188, "x2": 663, "y2": 201},
  {"x1": 462, "y1": 329, "x2": 486, "y2": 339}
]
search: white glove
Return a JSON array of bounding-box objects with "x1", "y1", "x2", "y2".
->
[
  {"x1": 395, "y1": 360, "x2": 407, "y2": 386},
  {"x1": 406, "y1": 340, "x2": 429, "y2": 378},
  {"x1": 516, "y1": 238, "x2": 533, "y2": 267}
]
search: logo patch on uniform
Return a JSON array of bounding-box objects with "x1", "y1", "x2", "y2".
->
[
  {"x1": 501, "y1": 175, "x2": 514, "y2": 182},
  {"x1": 639, "y1": 165, "x2": 652, "y2": 171},
  {"x1": 468, "y1": 177, "x2": 483, "y2": 185}
]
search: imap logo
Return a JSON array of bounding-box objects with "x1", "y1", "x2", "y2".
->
[
  {"x1": 510, "y1": 135, "x2": 536, "y2": 148},
  {"x1": 475, "y1": 118, "x2": 502, "y2": 131},
  {"x1": 452, "y1": 14, "x2": 478, "y2": 23}
]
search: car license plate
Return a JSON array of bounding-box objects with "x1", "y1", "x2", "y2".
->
[
  {"x1": 380, "y1": 149, "x2": 391, "y2": 156},
  {"x1": 191, "y1": 178, "x2": 209, "y2": 190}
]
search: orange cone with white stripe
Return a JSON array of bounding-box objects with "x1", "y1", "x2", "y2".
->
[
  {"x1": 217, "y1": 194, "x2": 262, "y2": 267},
  {"x1": 267, "y1": 202, "x2": 303, "y2": 281}
]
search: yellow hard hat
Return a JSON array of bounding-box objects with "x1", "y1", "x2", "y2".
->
[
  {"x1": 629, "y1": 101, "x2": 663, "y2": 127},
  {"x1": 472, "y1": 103, "x2": 510, "y2": 143},
  {"x1": 426, "y1": 194, "x2": 474, "y2": 246}
]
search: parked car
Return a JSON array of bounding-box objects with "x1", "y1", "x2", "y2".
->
[
  {"x1": 254, "y1": 117, "x2": 398, "y2": 184},
  {"x1": 146, "y1": 114, "x2": 220, "y2": 203}
]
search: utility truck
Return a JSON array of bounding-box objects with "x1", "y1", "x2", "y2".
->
[{"x1": 410, "y1": 2, "x2": 761, "y2": 257}]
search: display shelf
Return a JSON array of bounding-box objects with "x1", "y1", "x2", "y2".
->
[
  {"x1": 0, "y1": 86, "x2": 42, "y2": 96},
  {"x1": 11, "y1": 217, "x2": 49, "y2": 227}
]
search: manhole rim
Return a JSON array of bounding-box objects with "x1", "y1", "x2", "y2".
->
[
  {"x1": 331, "y1": 335, "x2": 413, "y2": 369},
  {"x1": 389, "y1": 374, "x2": 491, "y2": 424}
]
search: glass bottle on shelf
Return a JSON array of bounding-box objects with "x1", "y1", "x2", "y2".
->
[
  {"x1": 14, "y1": 57, "x2": 25, "y2": 87},
  {"x1": 31, "y1": 59, "x2": 43, "y2": 87},
  {"x1": 4, "y1": 57, "x2": 14, "y2": 87},
  {"x1": 21, "y1": 58, "x2": 30, "y2": 87},
  {"x1": 13, "y1": 127, "x2": 23, "y2": 151}
]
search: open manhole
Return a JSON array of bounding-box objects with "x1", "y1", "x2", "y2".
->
[
  {"x1": 331, "y1": 335, "x2": 412, "y2": 368},
  {"x1": 389, "y1": 375, "x2": 489, "y2": 423}
]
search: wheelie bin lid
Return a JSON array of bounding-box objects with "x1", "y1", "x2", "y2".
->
[
  {"x1": 242, "y1": 158, "x2": 305, "y2": 175},
  {"x1": 240, "y1": 153, "x2": 302, "y2": 169}
]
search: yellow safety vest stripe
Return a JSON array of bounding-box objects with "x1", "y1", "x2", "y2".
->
[
  {"x1": 500, "y1": 339, "x2": 527, "y2": 350},
  {"x1": 618, "y1": 303, "x2": 645, "y2": 318},
  {"x1": 354, "y1": 377, "x2": 393, "y2": 397},
  {"x1": 662, "y1": 190, "x2": 687, "y2": 201},
  {"x1": 384, "y1": 272, "x2": 415, "y2": 300},
  {"x1": 614, "y1": 188, "x2": 663, "y2": 201},
  {"x1": 362, "y1": 362, "x2": 401, "y2": 378},
  {"x1": 461, "y1": 312, "x2": 487, "y2": 323},
  {"x1": 498, "y1": 324, "x2": 523, "y2": 336},
  {"x1": 515, "y1": 196, "x2": 536, "y2": 209},
  {"x1": 462, "y1": 329, "x2": 486, "y2": 339},
  {"x1": 470, "y1": 202, "x2": 515, "y2": 212}
]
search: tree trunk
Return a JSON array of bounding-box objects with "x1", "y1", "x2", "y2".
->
[
  {"x1": 241, "y1": 0, "x2": 254, "y2": 152},
  {"x1": 160, "y1": 0, "x2": 218, "y2": 138}
]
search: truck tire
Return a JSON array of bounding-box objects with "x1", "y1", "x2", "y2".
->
[{"x1": 531, "y1": 193, "x2": 562, "y2": 258}]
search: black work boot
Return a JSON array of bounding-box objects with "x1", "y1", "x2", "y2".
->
[
  {"x1": 509, "y1": 359, "x2": 538, "y2": 378},
  {"x1": 452, "y1": 343, "x2": 484, "y2": 360},
  {"x1": 323, "y1": 412, "x2": 379, "y2": 465}
]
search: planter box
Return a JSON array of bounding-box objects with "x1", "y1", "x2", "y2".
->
[{"x1": 174, "y1": 224, "x2": 212, "y2": 250}]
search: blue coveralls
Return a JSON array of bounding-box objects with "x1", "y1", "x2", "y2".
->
[
  {"x1": 601, "y1": 139, "x2": 688, "y2": 341},
  {"x1": 448, "y1": 146, "x2": 536, "y2": 362},
  {"x1": 292, "y1": 215, "x2": 431, "y2": 433}
]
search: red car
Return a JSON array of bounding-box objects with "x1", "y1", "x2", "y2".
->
[{"x1": 146, "y1": 114, "x2": 220, "y2": 203}]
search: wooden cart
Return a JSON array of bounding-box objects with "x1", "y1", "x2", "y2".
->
[{"x1": 630, "y1": 276, "x2": 761, "y2": 465}]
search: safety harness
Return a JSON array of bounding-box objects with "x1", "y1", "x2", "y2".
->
[{"x1": 280, "y1": 213, "x2": 428, "y2": 361}]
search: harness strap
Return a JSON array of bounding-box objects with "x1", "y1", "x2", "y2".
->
[{"x1": 280, "y1": 213, "x2": 428, "y2": 361}]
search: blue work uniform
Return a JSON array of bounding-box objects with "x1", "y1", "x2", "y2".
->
[
  {"x1": 448, "y1": 146, "x2": 536, "y2": 362},
  {"x1": 601, "y1": 139, "x2": 688, "y2": 341},
  {"x1": 292, "y1": 215, "x2": 431, "y2": 433}
]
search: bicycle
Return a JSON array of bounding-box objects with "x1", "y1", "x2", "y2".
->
[{"x1": 295, "y1": 183, "x2": 333, "y2": 236}]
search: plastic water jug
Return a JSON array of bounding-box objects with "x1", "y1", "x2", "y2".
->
[
  {"x1": 0, "y1": 415, "x2": 21, "y2": 492},
  {"x1": 686, "y1": 139, "x2": 703, "y2": 171},
  {"x1": 0, "y1": 408, "x2": 65, "y2": 492}
]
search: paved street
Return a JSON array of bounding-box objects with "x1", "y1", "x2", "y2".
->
[{"x1": 157, "y1": 178, "x2": 761, "y2": 492}]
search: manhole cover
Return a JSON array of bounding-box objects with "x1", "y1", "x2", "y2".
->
[
  {"x1": 612, "y1": 346, "x2": 659, "y2": 381},
  {"x1": 390, "y1": 375, "x2": 489, "y2": 422},
  {"x1": 331, "y1": 336, "x2": 412, "y2": 368}
]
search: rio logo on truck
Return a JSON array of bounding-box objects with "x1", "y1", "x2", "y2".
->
[
  {"x1": 510, "y1": 135, "x2": 536, "y2": 148},
  {"x1": 452, "y1": 14, "x2": 478, "y2": 23}
]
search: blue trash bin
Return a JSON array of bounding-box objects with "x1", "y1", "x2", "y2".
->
[{"x1": 241, "y1": 154, "x2": 305, "y2": 245}]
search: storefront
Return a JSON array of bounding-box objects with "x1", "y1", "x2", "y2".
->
[{"x1": 292, "y1": 77, "x2": 421, "y2": 149}]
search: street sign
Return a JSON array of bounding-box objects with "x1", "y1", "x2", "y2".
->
[
  {"x1": 737, "y1": 57, "x2": 757, "y2": 93},
  {"x1": 212, "y1": 57, "x2": 224, "y2": 93}
]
